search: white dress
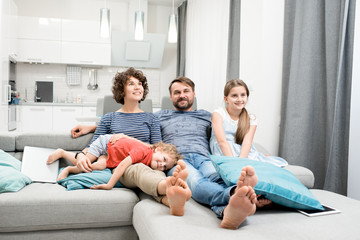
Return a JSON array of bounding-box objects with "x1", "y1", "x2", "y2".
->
[{"x1": 209, "y1": 107, "x2": 288, "y2": 167}]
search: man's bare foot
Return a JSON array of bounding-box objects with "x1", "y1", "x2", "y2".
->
[
  {"x1": 57, "y1": 167, "x2": 70, "y2": 181},
  {"x1": 47, "y1": 149, "x2": 64, "y2": 165},
  {"x1": 238, "y1": 166, "x2": 258, "y2": 188},
  {"x1": 172, "y1": 160, "x2": 188, "y2": 181},
  {"x1": 256, "y1": 195, "x2": 273, "y2": 208},
  {"x1": 220, "y1": 185, "x2": 257, "y2": 229},
  {"x1": 166, "y1": 177, "x2": 192, "y2": 216}
]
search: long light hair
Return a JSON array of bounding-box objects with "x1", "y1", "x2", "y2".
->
[{"x1": 224, "y1": 79, "x2": 250, "y2": 144}]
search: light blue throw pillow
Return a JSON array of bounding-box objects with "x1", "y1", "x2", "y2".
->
[
  {"x1": 0, "y1": 149, "x2": 32, "y2": 193},
  {"x1": 58, "y1": 168, "x2": 123, "y2": 191},
  {"x1": 210, "y1": 155, "x2": 323, "y2": 210}
]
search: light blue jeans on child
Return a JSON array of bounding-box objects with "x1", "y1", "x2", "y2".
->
[{"x1": 167, "y1": 153, "x2": 233, "y2": 218}]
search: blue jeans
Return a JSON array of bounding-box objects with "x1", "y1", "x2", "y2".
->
[{"x1": 167, "y1": 153, "x2": 232, "y2": 217}]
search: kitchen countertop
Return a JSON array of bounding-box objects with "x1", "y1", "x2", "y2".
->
[{"x1": 19, "y1": 102, "x2": 96, "y2": 107}]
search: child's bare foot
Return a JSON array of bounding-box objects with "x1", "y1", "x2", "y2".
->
[
  {"x1": 256, "y1": 195, "x2": 273, "y2": 208},
  {"x1": 47, "y1": 149, "x2": 64, "y2": 165},
  {"x1": 166, "y1": 177, "x2": 192, "y2": 216},
  {"x1": 57, "y1": 167, "x2": 70, "y2": 181},
  {"x1": 238, "y1": 166, "x2": 258, "y2": 188},
  {"x1": 221, "y1": 185, "x2": 257, "y2": 229},
  {"x1": 172, "y1": 160, "x2": 188, "y2": 181}
]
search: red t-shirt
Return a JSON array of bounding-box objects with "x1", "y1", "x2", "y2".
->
[{"x1": 106, "y1": 138, "x2": 153, "y2": 168}]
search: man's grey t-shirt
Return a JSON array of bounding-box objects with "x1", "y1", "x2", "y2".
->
[{"x1": 154, "y1": 109, "x2": 212, "y2": 157}]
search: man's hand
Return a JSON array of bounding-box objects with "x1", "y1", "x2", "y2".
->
[
  {"x1": 90, "y1": 184, "x2": 113, "y2": 190},
  {"x1": 76, "y1": 153, "x2": 93, "y2": 173},
  {"x1": 71, "y1": 125, "x2": 96, "y2": 138},
  {"x1": 109, "y1": 133, "x2": 125, "y2": 145}
]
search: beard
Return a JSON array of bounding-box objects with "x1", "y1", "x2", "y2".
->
[{"x1": 174, "y1": 97, "x2": 193, "y2": 110}]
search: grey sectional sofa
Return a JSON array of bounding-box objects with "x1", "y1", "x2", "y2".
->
[{"x1": 1, "y1": 132, "x2": 359, "y2": 240}]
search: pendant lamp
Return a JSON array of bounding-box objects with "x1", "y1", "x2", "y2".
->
[
  {"x1": 100, "y1": 1, "x2": 111, "y2": 38},
  {"x1": 135, "y1": 0, "x2": 144, "y2": 41},
  {"x1": 168, "y1": 0, "x2": 178, "y2": 43}
]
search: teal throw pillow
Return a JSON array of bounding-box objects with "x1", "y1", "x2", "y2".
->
[
  {"x1": 58, "y1": 168, "x2": 123, "y2": 190},
  {"x1": 0, "y1": 149, "x2": 32, "y2": 193},
  {"x1": 210, "y1": 155, "x2": 323, "y2": 210}
]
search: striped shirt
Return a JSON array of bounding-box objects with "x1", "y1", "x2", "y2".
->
[{"x1": 87, "y1": 112, "x2": 162, "y2": 147}]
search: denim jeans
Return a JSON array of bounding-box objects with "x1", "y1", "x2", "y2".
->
[{"x1": 168, "y1": 153, "x2": 232, "y2": 217}]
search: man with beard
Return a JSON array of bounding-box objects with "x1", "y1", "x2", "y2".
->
[{"x1": 153, "y1": 77, "x2": 258, "y2": 229}]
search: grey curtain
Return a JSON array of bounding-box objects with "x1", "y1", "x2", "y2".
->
[
  {"x1": 280, "y1": 0, "x2": 356, "y2": 195},
  {"x1": 226, "y1": 0, "x2": 241, "y2": 81},
  {"x1": 176, "y1": 0, "x2": 187, "y2": 77}
]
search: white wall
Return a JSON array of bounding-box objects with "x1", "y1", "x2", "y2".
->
[
  {"x1": 347, "y1": 0, "x2": 360, "y2": 200},
  {"x1": 240, "y1": 0, "x2": 284, "y2": 155}
]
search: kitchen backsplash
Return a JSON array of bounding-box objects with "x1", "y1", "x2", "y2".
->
[{"x1": 16, "y1": 63, "x2": 161, "y2": 107}]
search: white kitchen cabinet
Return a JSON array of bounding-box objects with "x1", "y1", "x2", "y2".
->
[
  {"x1": 17, "y1": 39, "x2": 61, "y2": 63},
  {"x1": 62, "y1": 19, "x2": 110, "y2": 44},
  {"x1": 61, "y1": 41, "x2": 111, "y2": 65},
  {"x1": 9, "y1": 0, "x2": 18, "y2": 57},
  {"x1": 17, "y1": 16, "x2": 61, "y2": 40},
  {"x1": 61, "y1": 19, "x2": 111, "y2": 65},
  {"x1": 52, "y1": 106, "x2": 82, "y2": 132},
  {"x1": 17, "y1": 16, "x2": 61, "y2": 64},
  {"x1": 82, "y1": 106, "x2": 97, "y2": 116},
  {"x1": 20, "y1": 105, "x2": 53, "y2": 132}
]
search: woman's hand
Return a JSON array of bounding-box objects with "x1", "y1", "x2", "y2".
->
[
  {"x1": 110, "y1": 133, "x2": 125, "y2": 145},
  {"x1": 71, "y1": 125, "x2": 97, "y2": 138},
  {"x1": 90, "y1": 184, "x2": 113, "y2": 190}
]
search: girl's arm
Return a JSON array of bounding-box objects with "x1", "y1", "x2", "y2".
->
[
  {"x1": 239, "y1": 125, "x2": 256, "y2": 158},
  {"x1": 91, "y1": 156, "x2": 132, "y2": 190},
  {"x1": 211, "y1": 112, "x2": 234, "y2": 157}
]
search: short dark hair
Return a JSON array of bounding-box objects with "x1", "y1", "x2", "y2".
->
[
  {"x1": 168, "y1": 77, "x2": 195, "y2": 95},
  {"x1": 112, "y1": 67, "x2": 149, "y2": 104}
]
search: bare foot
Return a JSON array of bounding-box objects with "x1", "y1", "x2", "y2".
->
[
  {"x1": 238, "y1": 166, "x2": 258, "y2": 188},
  {"x1": 57, "y1": 167, "x2": 70, "y2": 181},
  {"x1": 220, "y1": 185, "x2": 257, "y2": 229},
  {"x1": 172, "y1": 160, "x2": 188, "y2": 181},
  {"x1": 256, "y1": 195, "x2": 273, "y2": 208},
  {"x1": 166, "y1": 177, "x2": 192, "y2": 216},
  {"x1": 47, "y1": 149, "x2": 64, "y2": 165}
]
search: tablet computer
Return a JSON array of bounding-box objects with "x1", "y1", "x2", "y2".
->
[
  {"x1": 297, "y1": 204, "x2": 341, "y2": 217},
  {"x1": 21, "y1": 146, "x2": 59, "y2": 183}
]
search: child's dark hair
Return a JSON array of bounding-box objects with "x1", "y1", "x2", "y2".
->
[
  {"x1": 152, "y1": 142, "x2": 182, "y2": 164},
  {"x1": 224, "y1": 79, "x2": 250, "y2": 144},
  {"x1": 112, "y1": 67, "x2": 149, "y2": 104}
]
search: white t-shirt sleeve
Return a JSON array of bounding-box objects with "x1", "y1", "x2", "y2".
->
[{"x1": 249, "y1": 114, "x2": 257, "y2": 126}]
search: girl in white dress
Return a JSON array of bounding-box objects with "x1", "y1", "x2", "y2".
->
[{"x1": 210, "y1": 79, "x2": 288, "y2": 167}]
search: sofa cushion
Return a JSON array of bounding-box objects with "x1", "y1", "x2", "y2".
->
[
  {"x1": 0, "y1": 150, "x2": 32, "y2": 193},
  {"x1": 0, "y1": 183, "x2": 139, "y2": 233},
  {"x1": 133, "y1": 190, "x2": 360, "y2": 240},
  {"x1": 15, "y1": 133, "x2": 94, "y2": 151},
  {"x1": 210, "y1": 155, "x2": 323, "y2": 210}
]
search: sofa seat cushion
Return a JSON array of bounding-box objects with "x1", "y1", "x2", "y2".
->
[
  {"x1": 0, "y1": 183, "x2": 139, "y2": 233},
  {"x1": 133, "y1": 190, "x2": 360, "y2": 240}
]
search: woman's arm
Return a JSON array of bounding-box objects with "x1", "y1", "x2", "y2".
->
[
  {"x1": 71, "y1": 125, "x2": 97, "y2": 138},
  {"x1": 91, "y1": 156, "x2": 132, "y2": 190},
  {"x1": 211, "y1": 112, "x2": 234, "y2": 156},
  {"x1": 239, "y1": 125, "x2": 256, "y2": 158}
]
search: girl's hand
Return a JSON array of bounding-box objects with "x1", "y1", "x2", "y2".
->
[
  {"x1": 110, "y1": 133, "x2": 125, "y2": 145},
  {"x1": 90, "y1": 184, "x2": 113, "y2": 190}
]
